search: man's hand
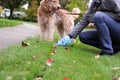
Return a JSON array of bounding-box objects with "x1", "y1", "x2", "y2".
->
[{"x1": 55, "y1": 35, "x2": 74, "y2": 46}]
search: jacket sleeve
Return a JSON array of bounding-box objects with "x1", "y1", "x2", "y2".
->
[{"x1": 68, "y1": 0, "x2": 99, "y2": 38}]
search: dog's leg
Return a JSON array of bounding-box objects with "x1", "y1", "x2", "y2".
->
[
  {"x1": 56, "y1": 23, "x2": 65, "y2": 38},
  {"x1": 63, "y1": 21, "x2": 74, "y2": 35},
  {"x1": 46, "y1": 25, "x2": 54, "y2": 41},
  {"x1": 40, "y1": 26, "x2": 46, "y2": 41},
  {"x1": 40, "y1": 26, "x2": 54, "y2": 41}
]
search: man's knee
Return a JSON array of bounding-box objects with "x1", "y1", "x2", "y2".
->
[
  {"x1": 93, "y1": 11, "x2": 105, "y2": 21},
  {"x1": 79, "y1": 33, "x2": 87, "y2": 44}
]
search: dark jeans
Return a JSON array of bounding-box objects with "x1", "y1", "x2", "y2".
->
[{"x1": 79, "y1": 12, "x2": 120, "y2": 54}]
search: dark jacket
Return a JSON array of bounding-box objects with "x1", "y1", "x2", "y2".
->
[{"x1": 69, "y1": 0, "x2": 120, "y2": 38}]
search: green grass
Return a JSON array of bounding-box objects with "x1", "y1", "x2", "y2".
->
[
  {"x1": 0, "y1": 18, "x2": 22, "y2": 28},
  {"x1": 0, "y1": 37, "x2": 120, "y2": 80}
]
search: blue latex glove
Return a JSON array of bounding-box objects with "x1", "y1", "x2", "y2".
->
[{"x1": 55, "y1": 35, "x2": 73, "y2": 46}]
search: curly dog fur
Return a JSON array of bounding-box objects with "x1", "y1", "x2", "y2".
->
[{"x1": 37, "y1": 0, "x2": 80, "y2": 41}]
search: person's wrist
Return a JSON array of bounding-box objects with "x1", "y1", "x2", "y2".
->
[
  {"x1": 68, "y1": 35, "x2": 74, "y2": 41},
  {"x1": 68, "y1": 34, "x2": 73, "y2": 39}
]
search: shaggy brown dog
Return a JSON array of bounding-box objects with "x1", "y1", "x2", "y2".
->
[{"x1": 37, "y1": 0, "x2": 80, "y2": 41}]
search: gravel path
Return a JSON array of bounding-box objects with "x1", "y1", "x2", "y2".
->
[{"x1": 0, "y1": 23, "x2": 40, "y2": 50}]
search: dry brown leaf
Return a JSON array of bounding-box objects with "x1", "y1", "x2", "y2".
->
[
  {"x1": 65, "y1": 47, "x2": 71, "y2": 50},
  {"x1": 51, "y1": 52, "x2": 56, "y2": 56},
  {"x1": 51, "y1": 48, "x2": 57, "y2": 55},
  {"x1": 21, "y1": 41, "x2": 30, "y2": 47},
  {"x1": 52, "y1": 45, "x2": 57, "y2": 49}
]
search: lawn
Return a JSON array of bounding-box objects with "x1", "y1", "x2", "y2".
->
[
  {"x1": 0, "y1": 18, "x2": 22, "y2": 28},
  {"x1": 0, "y1": 36, "x2": 120, "y2": 80}
]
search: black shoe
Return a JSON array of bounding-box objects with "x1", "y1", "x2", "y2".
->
[
  {"x1": 98, "y1": 52, "x2": 114, "y2": 56},
  {"x1": 113, "y1": 45, "x2": 120, "y2": 53}
]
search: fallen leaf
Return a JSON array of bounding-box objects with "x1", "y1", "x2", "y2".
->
[
  {"x1": 35, "y1": 77, "x2": 42, "y2": 80},
  {"x1": 52, "y1": 49, "x2": 56, "y2": 53},
  {"x1": 35, "y1": 75, "x2": 43, "y2": 80},
  {"x1": 65, "y1": 47, "x2": 71, "y2": 50},
  {"x1": 51, "y1": 49, "x2": 56, "y2": 55},
  {"x1": 112, "y1": 67, "x2": 120, "y2": 70},
  {"x1": 52, "y1": 48, "x2": 56, "y2": 51},
  {"x1": 46, "y1": 58, "x2": 53, "y2": 66},
  {"x1": 33, "y1": 56, "x2": 38, "y2": 59},
  {"x1": 63, "y1": 77, "x2": 69, "y2": 80},
  {"x1": 118, "y1": 77, "x2": 120, "y2": 80},
  {"x1": 21, "y1": 41, "x2": 30, "y2": 47},
  {"x1": 94, "y1": 54, "x2": 100, "y2": 59},
  {"x1": 6, "y1": 76, "x2": 12, "y2": 80},
  {"x1": 112, "y1": 74, "x2": 119, "y2": 80},
  {"x1": 52, "y1": 45, "x2": 57, "y2": 49},
  {"x1": 51, "y1": 52, "x2": 56, "y2": 56}
]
